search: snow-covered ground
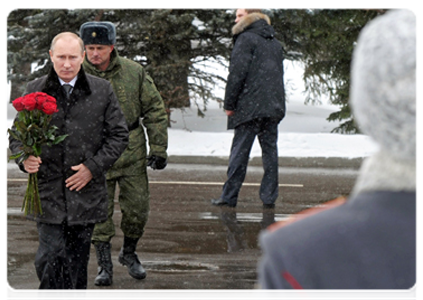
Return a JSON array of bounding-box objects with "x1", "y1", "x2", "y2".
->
[
  {"x1": 167, "y1": 60, "x2": 378, "y2": 158},
  {"x1": 6, "y1": 61, "x2": 379, "y2": 159}
]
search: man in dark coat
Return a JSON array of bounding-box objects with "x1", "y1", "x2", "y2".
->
[
  {"x1": 212, "y1": 9, "x2": 285, "y2": 208},
  {"x1": 8, "y1": 32, "x2": 129, "y2": 289},
  {"x1": 258, "y1": 10, "x2": 416, "y2": 289}
]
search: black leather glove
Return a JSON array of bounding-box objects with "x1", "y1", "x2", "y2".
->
[{"x1": 147, "y1": 155, "x2": 167, "y2": 170}]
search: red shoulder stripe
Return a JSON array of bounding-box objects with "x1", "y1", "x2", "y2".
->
[
  {"x1": 282, "y1": 271, "x2": 303, "y2": 289},
  {"x1": 267, "y1": 196, "x2": 347, "y2": 233}
]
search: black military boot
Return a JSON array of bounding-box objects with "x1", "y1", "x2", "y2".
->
[
  {"x1": 94, "y1": 242, "x2": 113, "y2": 286},
  {"x1": 118, "y1": 236, "x2": 147, "y2": 280}
]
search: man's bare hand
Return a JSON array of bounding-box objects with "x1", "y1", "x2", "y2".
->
[
  {"x1": 225, "y1": 110, "x2": 235, "y2": 116},
  {"x1": 65, "y1": 164, "x2": 93, "y2": 192},
  {"x1": 23, "y1": 155, "x2": 42, "y2": 174}
]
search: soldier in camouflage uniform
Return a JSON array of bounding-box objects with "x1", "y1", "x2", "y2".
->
[{"x1": 80, "y1": 21, "x2": 168, "y2": 286}]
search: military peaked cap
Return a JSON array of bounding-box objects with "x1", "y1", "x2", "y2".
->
[{"x1": 80, "y1": 21, "x2": 116, "y2": 45}]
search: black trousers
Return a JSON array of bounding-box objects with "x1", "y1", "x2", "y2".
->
[
  {"x1": 221, "y1": 117, "x2": 279, "y2": 206},
  {"x1": 35, "y1": 222, "x2": 95, "y2": 289}
]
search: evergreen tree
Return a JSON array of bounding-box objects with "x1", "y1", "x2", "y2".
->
[
  {"x1": 91, "y1": 9, "x2": 234, "y2": 119},
  {"x1": 7, "y1": 9, "x2": 233, "y2": 124},
  {"x1": 271, "y1": 9, "x2": 384, "y2": 133},
  {"x1": 7, "y1": 9, "x2": 42, "y2": 100},
  {"x1": 7, "y1": 9, "x2": 384, "y2": 132},
  {"x1": 7, "y1": 9, "x2": 99, "y2": 99}
]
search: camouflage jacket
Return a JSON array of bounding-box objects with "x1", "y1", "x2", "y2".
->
[{"x1": 83, "y1": 49, "x2": 168, "y2": 178}]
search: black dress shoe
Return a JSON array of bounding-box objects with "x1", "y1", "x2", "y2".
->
[{"x1": 211, "y1": 198, "x2": 236, "y2": 207}]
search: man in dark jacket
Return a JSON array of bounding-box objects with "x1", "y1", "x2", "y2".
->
[
  {"x1": 258, "y1": 10, "x2": 416, "y2": 289},
  {"x1": 8, "y1": 32, "x2": 129, "y2": 289},
  {"x1": 212, "y1": 9, "x2": 285, "y2": 208}
]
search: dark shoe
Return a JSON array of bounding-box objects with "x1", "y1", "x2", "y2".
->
[
  {"x1": 118, "y1": 237, "x2": 146, "y2": 280},
  {"x1": 94, "y1": 242, "x2": 113, "y2": 286},
  {"x1": 261, "y1": 209, "x2": 276, "y2": 229},
  {"x1": 211, "y1": 198, "x2": 236, "y2": 207}
]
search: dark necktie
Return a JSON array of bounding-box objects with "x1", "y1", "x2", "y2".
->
[{"x1": 62, "y1": 84, "x2": 73, "y2": 99}]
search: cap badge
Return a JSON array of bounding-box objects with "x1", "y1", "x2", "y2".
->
[{"x1": 92, "y1": 32, "x2": 97, "y2": 38}]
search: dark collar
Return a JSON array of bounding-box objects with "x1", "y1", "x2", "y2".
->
[{"x1": 43, "y1": 66, "x2": 92, "y2": 98}]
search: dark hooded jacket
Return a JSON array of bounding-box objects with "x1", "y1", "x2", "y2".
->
[
  {"x1": 9, "y1": 67, "x2": 129, "y2": 225},
  {"x1": 224, "y1": 13, "x2": 286, "y2": 129}
]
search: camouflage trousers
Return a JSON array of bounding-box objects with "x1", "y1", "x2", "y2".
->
[{"x1": 92, "y1": 173, "x2": 150, "y2": 243}]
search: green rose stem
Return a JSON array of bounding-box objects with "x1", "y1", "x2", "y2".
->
[{"x1": 22, "y1": 173, "x2": 42, "y2": 215}]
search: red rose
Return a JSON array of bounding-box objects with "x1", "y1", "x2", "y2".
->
[
  {"x1": 40, "y1": 101, "x2": 58, "y2": 115},
  {"x1": 46, "y1": 95, "x2": 57, "y2": 105},
  {"x1": 21, "y1": 94, "x2": 37, "y2": 111},
  {"x1": 12, "y1": 97, "x2": 25, "y2": 111},
  {"x1": 34, "y1": 92, "x2": 50, "y2": 110}
]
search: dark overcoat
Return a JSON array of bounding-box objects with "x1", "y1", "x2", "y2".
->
[
  {"x1": 224, "y1": 13, "x2": 286, "y2": 129},
  {"x1": 9, "y1": 67, "x2": 129, "y2": 225}
]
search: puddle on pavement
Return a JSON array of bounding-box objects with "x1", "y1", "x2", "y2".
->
[
  {"x1": 199, "y1": 211, "x2": 291, "y2": 223},
  {"x1": 7, "y1": 207, "x2": 277, "y2": 256},
  {"x1": 142, "y1": 208, "x2": 295, "y2": 256},
  {"x1": 8, "y1": 209, "x2": 290, "y2": 259},
  {"x1": 144, "y1": 260, "x2": 219, "y2": 273}
]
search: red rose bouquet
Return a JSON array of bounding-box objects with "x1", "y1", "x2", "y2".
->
[{"x1": 8, "y1": 92, "x2": 68, "y2": 215}]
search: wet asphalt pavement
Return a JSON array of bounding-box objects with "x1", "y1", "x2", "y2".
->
[{"x1": 7, "y1": 161, "x2": 359, "y2": 291}]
